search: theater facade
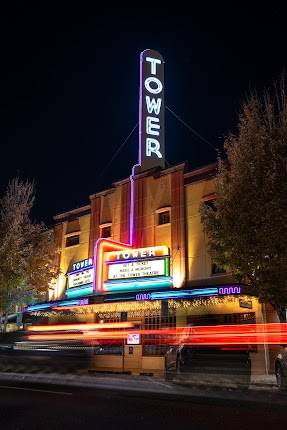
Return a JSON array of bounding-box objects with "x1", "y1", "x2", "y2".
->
[{"x1": 25, "y1": 50, "x2": 274, "y2": 376}]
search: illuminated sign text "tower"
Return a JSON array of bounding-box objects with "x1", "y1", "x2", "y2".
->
[{"x1": 139, "y1": 49, "x2": 165, "y2": 171}]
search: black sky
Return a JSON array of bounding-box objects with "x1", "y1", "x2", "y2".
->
[{"x1": 1, "y1": 5, "x2": 286, "y2": 225}]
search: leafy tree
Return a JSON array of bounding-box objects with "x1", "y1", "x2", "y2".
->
[
  {"x1": 0, "y1": 178, "x2": 60, "y2": 332},
  {"x1": 200, "y1": 77, "x2": 287, "y2": 321}
]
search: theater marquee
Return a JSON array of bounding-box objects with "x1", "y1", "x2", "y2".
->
[
  {"x1": 103, "y1": 245, "x2": 172, "y2": 292},
  {"x1": 65, "y1": 258, "x2": 94, "y2": 298}
]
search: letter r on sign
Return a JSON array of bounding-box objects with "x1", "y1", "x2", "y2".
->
[{"x1": 146, "y1": 138, "x2": 162, "y2": 158}]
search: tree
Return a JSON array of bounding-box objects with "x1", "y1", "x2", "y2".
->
[
  {"x1": 0, "y1": 178, "x2": 60, "y2": 332},
  {"x1": 200, "y1": 76, "x2": 287, "y2": 321}
]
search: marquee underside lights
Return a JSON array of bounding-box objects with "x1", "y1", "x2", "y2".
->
[{"x1": 26, "y1": 283, "x2": 244, "y2": 313}]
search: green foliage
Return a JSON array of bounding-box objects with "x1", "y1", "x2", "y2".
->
[
  {"x1": 0, "y1": 178, "x2": 60, "y2": 328},
  {"x1": 200, "y1": 77, "x2": 287, "y2": 320}
]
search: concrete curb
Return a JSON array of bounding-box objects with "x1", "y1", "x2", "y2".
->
[
  {"x1": 1, "y1": 371, "x2": 287, "y2": 409},
  {"x1": 0, "y1": 371, "x2": 279, "y2": 392},
  {"x1": 0, "y1": 370, "x2": 277, "y2": 387}
]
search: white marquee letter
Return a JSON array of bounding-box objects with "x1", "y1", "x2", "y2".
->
[
  {"x1": 144, "y1": 77, "x2": 163, "y2": 94},
  {"x1": 146, "y1": 138, "x2": 163, "y2": 158},
  {"x1": 145, "y1": 96, "x2": 162, "y2": 115},
  {"x1": 146, "y1": 117, "x2": 160, "y2": 136},
  {"x1": 146, "y1": 57, "x2": 161, "y2": 75}
]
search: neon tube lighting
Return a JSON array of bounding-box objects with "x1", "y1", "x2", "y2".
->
[
  {"x1": 24, "y1": 303, "x2": 52, "y2": 312},
  {"x1": 94, "y1": 239, "x2": 133, "y2": 293},
  {"x1": 25, "y1": 298, "x2": 88, "y2": 312},
  {"x1": 104, "y1": 281, "x2": 173, "y2": 293},
  {"x1": 65, "y1": 285, "x2": 93, "y2": 299},
  {"x1": 106, "y1": 256, "x2": 167, "y2": 265},
  {"x1": 151, "y1": 288, "x2": 218, "y2": 300}
]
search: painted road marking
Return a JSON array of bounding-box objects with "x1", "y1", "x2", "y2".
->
[
  {"x1": 0, "y1": 385, "x2": 72, "y2": 395},
  {"x1": 147, "y1": 377, "x2": 173, "y2": 389}
]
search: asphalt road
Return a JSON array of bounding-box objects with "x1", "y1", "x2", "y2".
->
[{"x1": 0, "y1": 379, "x2": 286, "y2": 430}]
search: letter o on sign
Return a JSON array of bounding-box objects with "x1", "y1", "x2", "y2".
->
[{"x1": 144, "y1": 77, "x2": 163, "y2": 94}]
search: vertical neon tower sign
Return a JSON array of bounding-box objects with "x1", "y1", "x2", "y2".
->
[{"x1": 138, "y1": 49, "x2": 165, "y2": 171}]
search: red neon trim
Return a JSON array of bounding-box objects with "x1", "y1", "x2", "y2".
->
[{"x1": 93, "y1": 239, "x2": 132, "y2": 293}]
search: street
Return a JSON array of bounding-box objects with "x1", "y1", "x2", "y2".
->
[{"x1": 0, "y1": 375, "x2": 286, "y2": 429}]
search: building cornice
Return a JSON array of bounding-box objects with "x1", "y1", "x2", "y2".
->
[
  {"x1": 89, "y1": 187, "x2": 115, "y2": 200},
  {"x1": 53, "y1": 205, "x2": 91, "y2": 222},
  {"x1": 184, "y1": 162, "x2": 217, "y2": 185}
]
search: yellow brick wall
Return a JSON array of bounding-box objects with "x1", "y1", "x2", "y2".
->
[
  {"x1": 185, "y1": 178, "x2": 215, "y2": 281},
  {"x1": 53, "y1": 213, "x2": 91, "y2": 299}
]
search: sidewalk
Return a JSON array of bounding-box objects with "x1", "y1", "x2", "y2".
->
[
  {"x1": 251, "y1": 374, "x2": 277, "y2": 389},
  {"x1": 0, "y1": 370, "x2": 278, "y2": 391}
]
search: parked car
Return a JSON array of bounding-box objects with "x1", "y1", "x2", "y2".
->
[
  {"x1": 165, "y1": 344, "x2": 251, "y2": 388},
  {"x1": 275, "y1": 346, "x2": 287, "y2": 390}
]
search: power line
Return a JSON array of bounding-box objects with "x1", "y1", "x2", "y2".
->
[
  {"x1": 166, "y1": 105, "x2": 219, "y2": 153},
  {"x1": 100, "y1": 105, "x2": 217, "y2": 178},
  {"x1": 99, "y1": 123, "x2": 138, "y2": 176}
]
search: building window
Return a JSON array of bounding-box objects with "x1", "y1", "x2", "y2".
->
[
  {"x1": 211, "y1": 262, "x2": 226, "y2": 275},
  {"x1": 187, "y1": 312, "x2": 256, "y2": 326},
  {"x1": 202, "y1": 193, "x2": 217, "y2": 211},
  {"x1": 66, "y1": 219, "x2": 80, "y2": 234},
  {"x1": 101, "y1": 225, "x2": 112, "y2": 238},
  {"x1": 204, "y1": 200, "x2": 216, "y2": 211},
  {"x1": 65, "y1": 234, "x2": 80, "y2": 247},
  {"x1": 143, "y1": 313, "x2": 176, "y2": 356},
  {"x1": 158, "y1": 210, "x2": 170, "y2": 226}
]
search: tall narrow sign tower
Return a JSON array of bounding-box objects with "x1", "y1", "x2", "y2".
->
[{"x1": 138, "y1": 49, "x2": 165, "y2": 172}]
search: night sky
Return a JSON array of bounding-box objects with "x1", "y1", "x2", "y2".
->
[{"x1": 1, "y1": 5, "x2": 286, "y2": 225}]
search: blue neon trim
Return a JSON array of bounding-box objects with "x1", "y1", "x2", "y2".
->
[
  {"x1": 25, "y1": 303, "x2": 52, "y2": 312},
  {"x1": 25, "y1": 297, "x2": 89, "y2": 312},
  {"x1": 56, "y1": 300, "x2": 81, "y2": 307},
  {"x1": 151, "y1": 288, "x2": 218, "y2": 300},
  {"x1": 104, "y1": 276, "x2": 173, "y2": 292},
  {"x1": 65, "y1": 284, "x2": 93, "y2": 299}
]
